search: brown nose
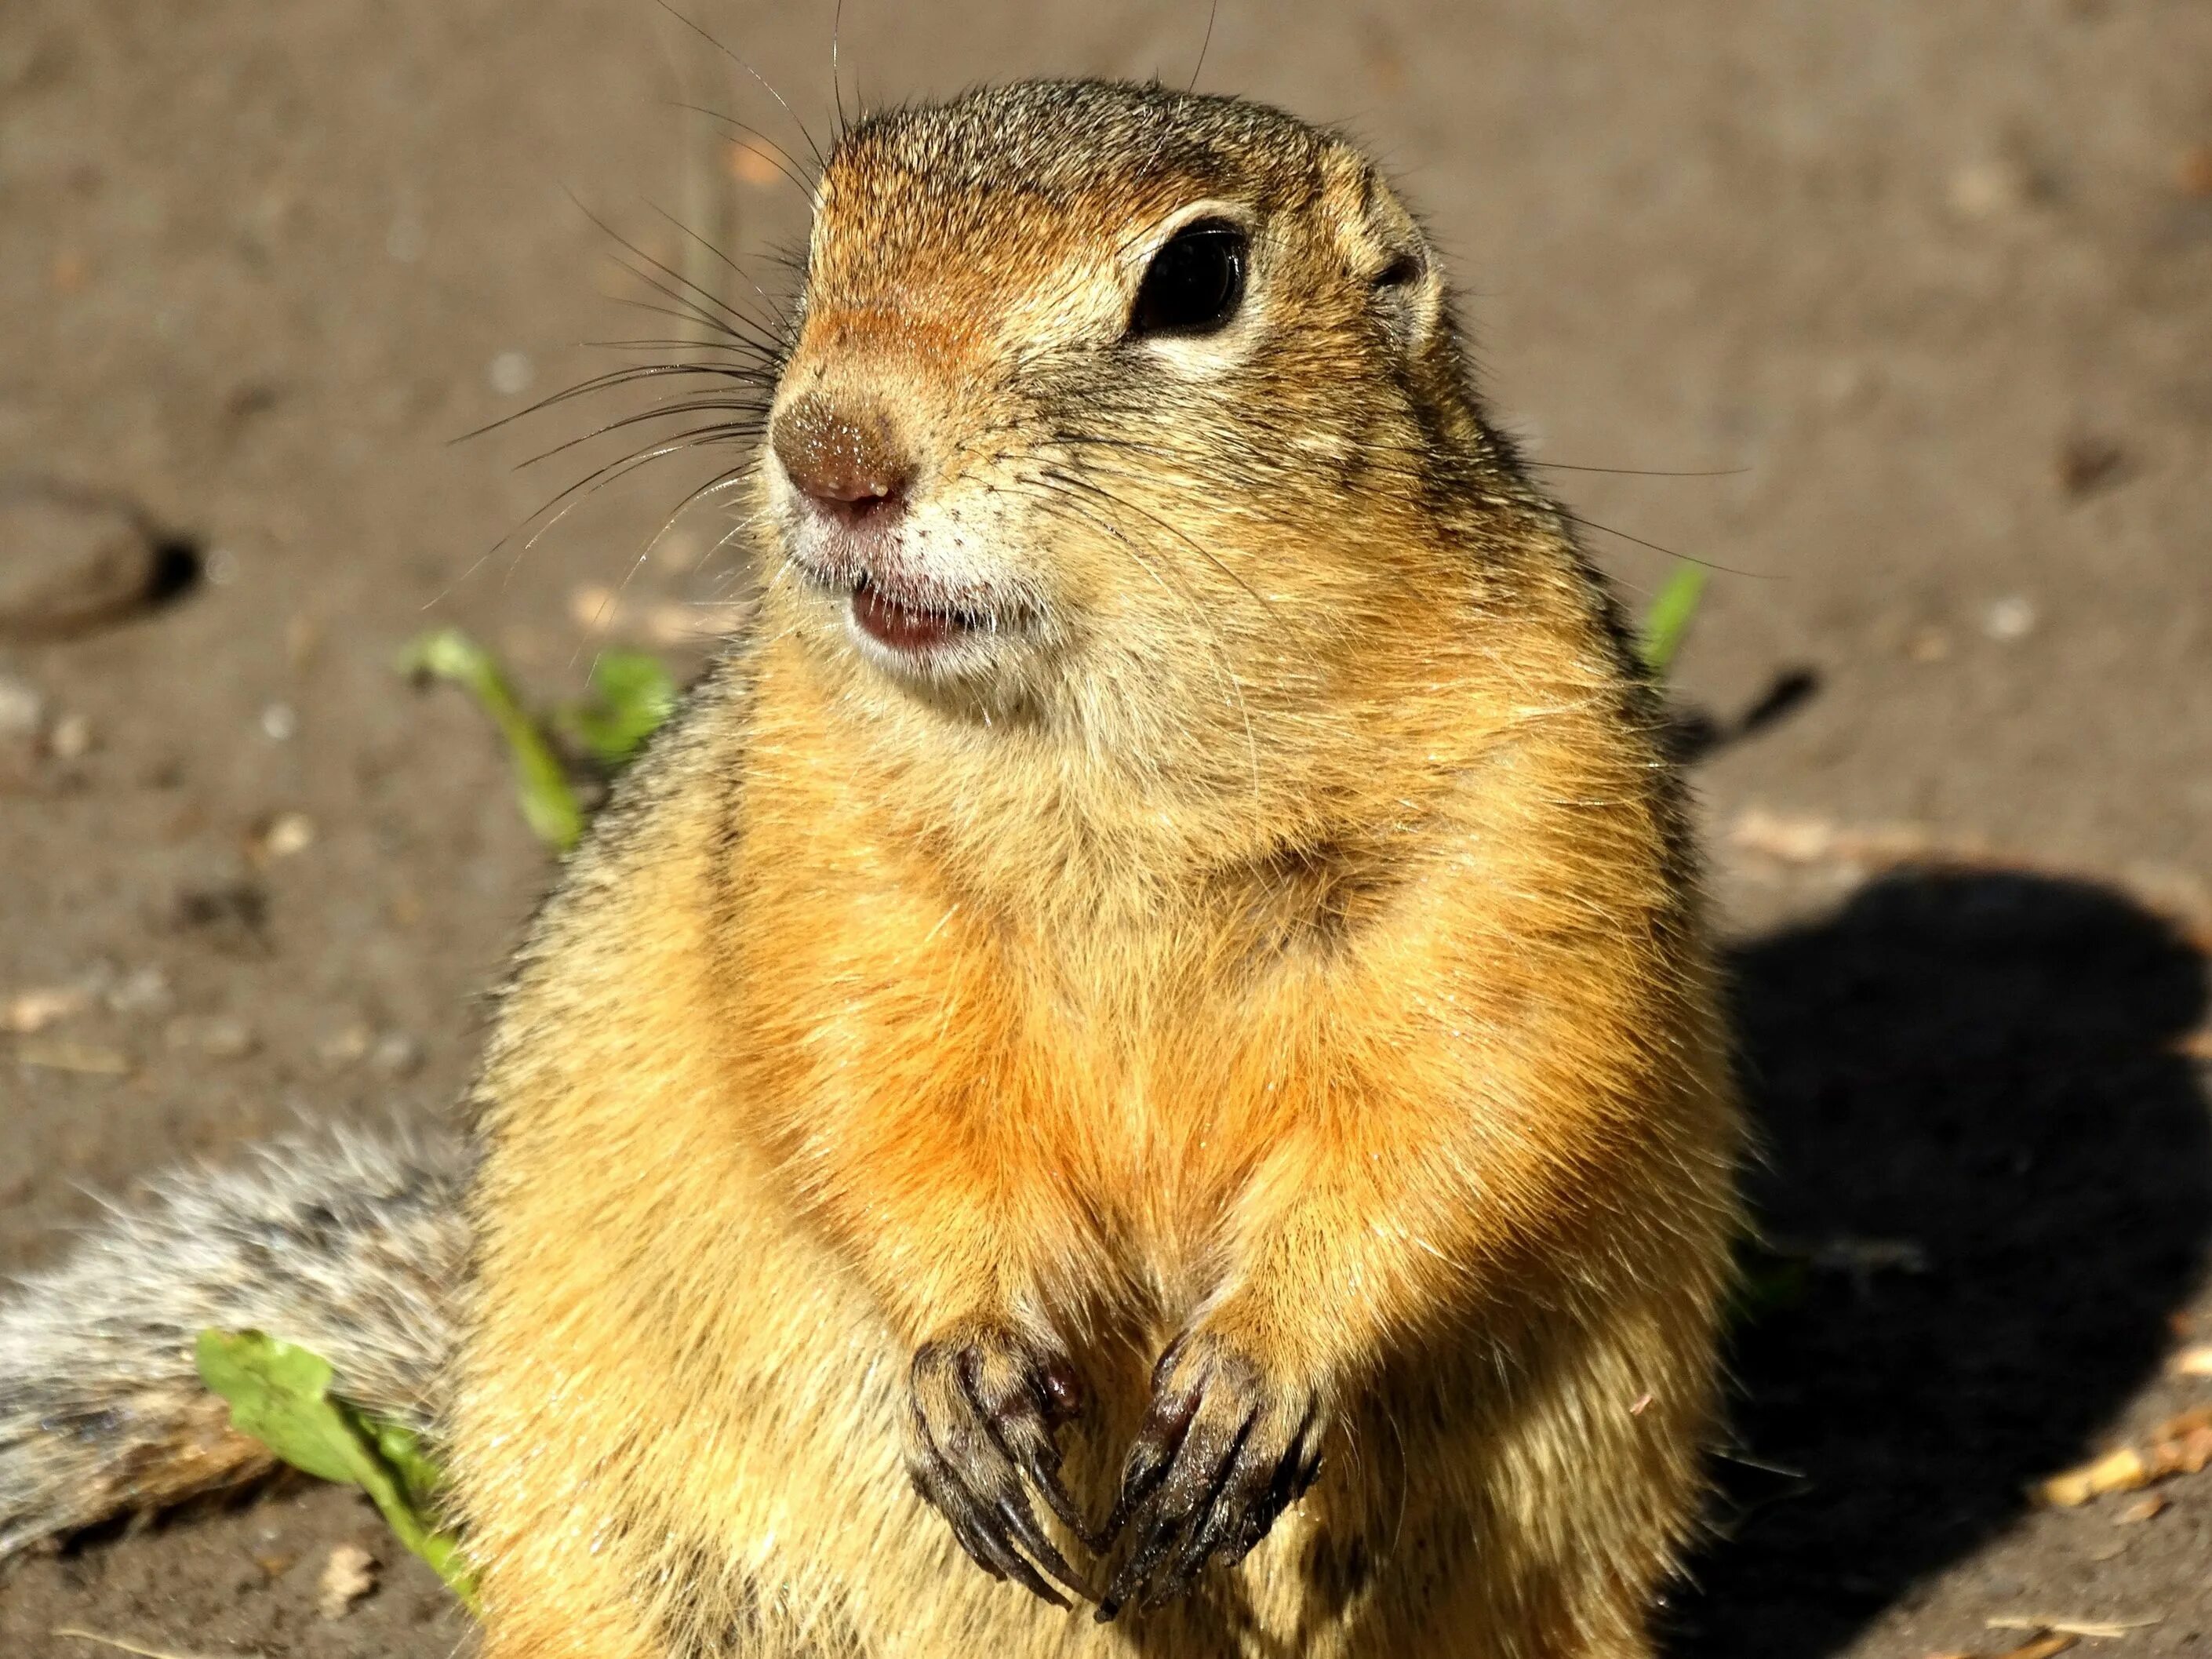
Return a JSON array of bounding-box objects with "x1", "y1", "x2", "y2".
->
[{"x1": 770, "y1": 392, "x2": 914, "y2": 522}]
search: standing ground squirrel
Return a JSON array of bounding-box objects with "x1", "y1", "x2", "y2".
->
[{"x1": 0, "y1": 79, "x2": 1740, "y2": 1658}]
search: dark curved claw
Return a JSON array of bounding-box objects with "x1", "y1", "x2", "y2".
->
[
  {"x1": 1094, "y1": 1333, "x2": 1326, "y2": 1621},
  {"x1": 904, "y1": 1323, "x2": 1101, "y2": 1606}
]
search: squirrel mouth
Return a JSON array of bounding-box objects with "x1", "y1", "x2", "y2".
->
[{"x1": 850, "y1": 575, "x2": 986, "y2": 654}]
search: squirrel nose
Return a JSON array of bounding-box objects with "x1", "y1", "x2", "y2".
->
[{"x1": 771, "y1": 392, "x2": 914, "y2": 522}]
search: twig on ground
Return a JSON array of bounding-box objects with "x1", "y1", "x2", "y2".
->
[{"x1": 53, "y1": 1628, "x2": 255, "y2": 1659}]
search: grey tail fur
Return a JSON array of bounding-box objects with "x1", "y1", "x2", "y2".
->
[{"x1": 0, "y1": 1127, "x2": 469, "y2": 1559}]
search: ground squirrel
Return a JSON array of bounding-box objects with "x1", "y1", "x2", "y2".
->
[{"x1": 1, "y1": 80, "x2": 1741, "y2": 1658}]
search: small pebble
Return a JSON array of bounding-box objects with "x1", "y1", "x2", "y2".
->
[
  {"x1": 249, "y1": 809, "x2": 316, "y2": 862},
  {"x1": 317, "y1": 1542, "x2": 379, "y2": 1618},
  {"x1": 1983, "y1": 596, "x2": 2038, "y2": 642},
  {"x1": 2, "y1": 986, "x2": 93, "y2": 1034},
  {"x1": 488, "y1": 350, "x2": 535, "y2": 396},
  {"x1": 46, "y1": 710, "x2": 93, "y2": 759},
  {"x1": 0, "y1": 676, "x2": 45, "y2": 738},
  {"x1": 260, "y1": 701, "x2": 298, "y2": 741}
]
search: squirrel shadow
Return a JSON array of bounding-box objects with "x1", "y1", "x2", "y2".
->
[{"x1": 1672, "y1": 870, "x2": 2212, "y2": 1658}]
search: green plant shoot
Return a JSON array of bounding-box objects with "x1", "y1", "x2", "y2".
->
[
  {"x1": 398, "y1": 627, "x2": 584, "y2": 852},
  {"x1": 1638, "y1": 564, "x2": 1709, "y2": 681},
  {"x1": 195, "y1": 1328, "x2": 481, "y2": 1613},
  {"x1": 558, "y1": 649, "x2": 679, "y2": 767}
]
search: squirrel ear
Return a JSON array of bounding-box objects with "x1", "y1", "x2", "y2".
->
[{"x1": 1319, "y1": 144, "x2": 1446, "y2": 357}]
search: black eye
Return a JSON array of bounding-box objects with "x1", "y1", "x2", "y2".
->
[{"x1": 1129, "y1": 220, "x2": 1247, "y2": 338}]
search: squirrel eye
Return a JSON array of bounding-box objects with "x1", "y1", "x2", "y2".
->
[{"x1": 1129, "y1": 220, "x2": 1247, "y2": 338}]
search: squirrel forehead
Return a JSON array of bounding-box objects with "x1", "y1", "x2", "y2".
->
[{"x1": 806, "y1": 80, "x2": 1334, "y2": 315}]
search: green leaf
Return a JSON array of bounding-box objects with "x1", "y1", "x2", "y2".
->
[
  {"x1": 195, "y1": 1330, "x2": 482, "y2": 1614},
  {"x1": 397, "y1": 628, "x2": 584, "y2": 852},
  {"x1": 558, "y1": 649, "x2": 677, "y2": 766},
  {"x1": 1637, "y1": 563, "x2": 1709, "y2": 681},
  {"x1": 365, "y1": 1414, "x2": 449, "y2": 1518},
  {"x1": 193, "y1": 1328, "x2": 359, "y2": 1485}
]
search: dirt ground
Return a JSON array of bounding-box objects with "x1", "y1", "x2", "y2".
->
[{"x1": 2, "y1": 2, "x2": 2210, "y2": 1655}]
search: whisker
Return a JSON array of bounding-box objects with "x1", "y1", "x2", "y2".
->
[
  {"x1": 653, "y1": 0, "x2": 828, "y2": 172},
  {"x1": 505, "y1": 398, "x2": 772, "y2": 473},
  {"x1": 664, "y1": 101, "x2": 820, "y2": 199}
]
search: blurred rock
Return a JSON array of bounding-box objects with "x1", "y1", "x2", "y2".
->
[
  {"x1": 0, "y1": 476, "x2": 197, "y2": 641},
  {"x1": 0, "y1": 676, "x2": 45, "y2": 739},
  {"x1": 46, "y1": 709, "x2": 93, "y2": 759}
]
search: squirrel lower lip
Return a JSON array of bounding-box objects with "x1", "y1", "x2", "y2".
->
[{"x1": 851, "y1": 582, "x2": 974, "y2": 653}]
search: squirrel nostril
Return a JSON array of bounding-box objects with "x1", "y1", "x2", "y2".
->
[{"x1": 772, "y1": 393, "x2": 915, "y2": 523}]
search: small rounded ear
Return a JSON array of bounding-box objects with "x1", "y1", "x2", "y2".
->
[{"x1": 1319, "y1": 143, "x2": 1446, "y2": 355}]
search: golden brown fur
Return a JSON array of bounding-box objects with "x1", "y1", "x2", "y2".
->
[{"x1": 453, "y1": 80, "x2": 1741, "y2": 1659}]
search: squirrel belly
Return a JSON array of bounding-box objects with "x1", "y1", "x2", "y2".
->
[{"x1": 0, "y1": 79, "x2": 1741, "y2": 1659}]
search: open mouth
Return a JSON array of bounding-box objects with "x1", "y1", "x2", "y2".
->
[{"x1": 850, "y1": 575, "x2": 988, "y2": 654}]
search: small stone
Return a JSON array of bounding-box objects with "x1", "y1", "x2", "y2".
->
[
  {"x1": 2115, "y1": 1493, "x2": 2168, "y2": 1524},
  {"x1": 248, "y1": 810, "x2": 316, "y2": 863},
  {"x1": 488, "y1": 351, "x2": 535, "y2": 396},
  {"x1": 165, "y1": 1013, "x2": 258, "y2": 1059},
  {"x1": 317, "y1": 1542, "x2": 379, "y2": 1618},
  {"x1": 0, "y1": 676, "x2": 45, "y2": 738},
  {"x1": 2, "y1": 985, "x2": 93, "y2": 1034},
  {"x1": 1983, "y1": 596, "x2": 2038, "y2": 642},
  {"x1": 370, "y1": 1032, "x2": 427, "y2": 1077},
  {"x1": 260, "y1": 701, "x2": 298, "y2": 741},
  {"x1": 46, "y1": 710, "x2": 93, "y2": 759}
]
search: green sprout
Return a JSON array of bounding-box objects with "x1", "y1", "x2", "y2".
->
[
  {"x1": 1637, "y1": 564, "x2": 1709, "y2": 681},
  {"x1": 398, "y1": 628, "x2": 676, "y2": 853},
  {"x1": 195, "y1": 1329, "x2": 480, "y2": 1612}
]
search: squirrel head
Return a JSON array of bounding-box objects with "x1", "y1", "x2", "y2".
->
[{"x1": 762, "y1": 80, "x2": 1493, "y2": 775}]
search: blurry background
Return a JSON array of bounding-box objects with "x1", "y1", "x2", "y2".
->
[{"x1": 2, "y1": 3, "x2": 2208, "y2": 1656}]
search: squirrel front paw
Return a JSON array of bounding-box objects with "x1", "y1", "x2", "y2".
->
[
  {"x1": 1095, "y1": 1330, "x2": 1326, "y2": 1621},
  {"x1": 904, "y1": 1321, "x2": 1101, "y2": 1607}
]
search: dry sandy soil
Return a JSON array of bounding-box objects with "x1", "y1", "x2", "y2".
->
[{"x1": 2, "y1": 2, "x2": 2210, "y2": 1656}]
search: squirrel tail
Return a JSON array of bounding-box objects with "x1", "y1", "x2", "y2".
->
[{"x1": 0, "y1": 1126, "x2": 468, "y2": 1558}]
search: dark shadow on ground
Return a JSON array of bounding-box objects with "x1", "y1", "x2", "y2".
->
[{"x1": 1673, "y1": 871, "x2": 2212, "y2": 1659}]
